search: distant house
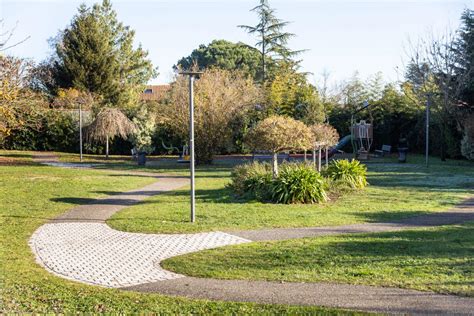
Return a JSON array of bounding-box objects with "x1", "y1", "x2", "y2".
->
[{"x1": 140, "y1": 85, "x2": 170, "y2": 102}]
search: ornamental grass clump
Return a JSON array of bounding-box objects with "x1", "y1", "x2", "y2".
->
[
  {"x1": 271, "y1": 163, "x2": 328, "y2": 204},
  {"x1": 228, "y1": 162, "x2": 273, "y2": 201},
  {"x1": 229, "y1": 162, "x2": 328, "y2": 204},
  {"x1": 323, "y1": 159, "x2": 368, "y2": 189}
]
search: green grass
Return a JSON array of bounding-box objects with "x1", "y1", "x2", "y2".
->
[
  {"x1": 0, "y1": 150, "x2": 360, "y2": 314},
  {"x1": 163, "y1": 222, "x2": 474, "y2": 297},
  {"x1": 108, "y1": 156, "x2": 474, "y2": 234}
]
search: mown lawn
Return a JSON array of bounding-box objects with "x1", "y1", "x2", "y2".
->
[
  {"x1": 0, "y1": 151, "x2": 360, "y2": 314},
  {"x1": 163, "y1": 222, "x2": 474, "y2": 297},
  {"x1": 108, "y1": 156, "x2": 474, "y2": 234}
]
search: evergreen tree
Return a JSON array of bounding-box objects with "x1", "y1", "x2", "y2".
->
[
  {"x1": 51, "y1": 0, "x2": 156, "y2": 111},
  {"x1": 267, "y1": 65, "x2": 324, "y2": 124},
  {"x1": 239, "y1": 0, "x2": 302, "y2": 82},
  {"x1": 455, "y1": 9, "x2": 474, "y2": 105},
  {"x1": 175, "y1": 40, "x2": 267, "y2": 81}
]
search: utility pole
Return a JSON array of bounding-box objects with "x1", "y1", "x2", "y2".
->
[{"x1": 180, "y1": 71, "x2": 202, "y2": 223}]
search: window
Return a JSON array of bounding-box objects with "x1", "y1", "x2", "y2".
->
[{"x1": 144, "y1": 89, "x2": 153, "y2": 94}]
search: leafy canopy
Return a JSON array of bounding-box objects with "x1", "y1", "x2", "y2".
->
[
  {"x1": 51, "y1": 0, "x2": 156, "y2": 111},
  {"x1": 158, "y1": 68, "x2": 260, "y2": 164},
  {"x1": 245, "y1": 115, "x2": 313, "y2": 153},
  {"x1": 310, "y1": 123, "x2": 339, "y2": 148},
  {"x1": 175, "y1": 40, "x2": 266, "y2": 82},
  {"x1": 267, "y1": 65, "x2": 324, "y2": 124},
  {"x1": 239, "y1": 0, "x2": 303, "y2": 81}
]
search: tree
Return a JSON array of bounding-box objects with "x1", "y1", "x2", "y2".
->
[
  {"x1": 85, "y1": 107, "x2": 136, "y2": 158},
  {"x1": 0, "y1": 55, "x2": 40, "y2": 145},
  {"x1": 406, "y1": 27, "x2": 469, "y2": 159},
  {"x1": 454, "y1": 9, "x2": 474, "y2": 106},
  {"x1": 245, "y1": 115, "x2": 313, "y2": 177},
  {"x1": 52, "y1": 88, "x2": 96, "y2": 110},
  {"x1": 158, "y1": 68, "x2": 260, "y2": 164},
  {"x1": 267, "y1": 65, "x2": 324, "y2": 124},
  {"x1": 310, "y1": 123, "x2": 339, "y2": 170},
  {"x1": 0, "y1": 20, "x2": 30, "y2": 52},
  {"x1": 50, "y1": 0, "x2": 156, "y2": 111},
  {"x1": 239, "y1": 0, "x2": 302, "y2": 82},
  {"x1": 454, "y1": 9, "x2": 474, "y2": 160},
  {"x1": 131, "y1": 106, "x2": 155, "y2": 154},
  {"x1": 175, "y1": 40, "x2": 265, "y2": 81},
  {"x1": 461, "y1": 113, "x2": 474, "y2": 160}
]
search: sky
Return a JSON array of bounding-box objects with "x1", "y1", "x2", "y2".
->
[{"x1": 1, "y1": 0, "x2": 472, "y2": 87}]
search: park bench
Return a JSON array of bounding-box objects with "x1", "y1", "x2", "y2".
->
[
  {"x1": 374, "y1": 145, "x2": 391, "y2": 157},
  {"x1": 252, "y1": 151, "x2": 290, "y2": 161}
]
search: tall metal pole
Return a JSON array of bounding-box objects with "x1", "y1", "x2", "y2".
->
[
  {"x1": 79, "y1": 103, "x2": 83, "y2": 162},
  {"x1": 425, "y1": 95, "x2": 430, "y2": 167},
  {"x1": 189, "y1": 75, "x2": 196, "y2": 223}
]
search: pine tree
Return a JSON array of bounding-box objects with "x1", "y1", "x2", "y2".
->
[
  {"x1": 455, "y1": 9, "x2": 474, "y2": 105},
  {"x1": 52, "y1": 0, "x2": 156, "y2": 111},
  {"x1": 239, "y1": 0, "x2": 302, "y2": 82}
]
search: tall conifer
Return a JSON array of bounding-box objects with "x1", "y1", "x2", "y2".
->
[{"x1": 52, "y1": 0, "x2": 156, "y2": 111}]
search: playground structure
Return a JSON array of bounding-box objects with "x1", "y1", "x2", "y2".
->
[
  {"x1": 326, "y1": 102, "x2": 374, "y2": 160},
  {"x1": 161, "y1": 140, "x2": 190, "y2": 163},
  {"x1": 350, "y1": 119, "x2": 373, "y2": 160}
]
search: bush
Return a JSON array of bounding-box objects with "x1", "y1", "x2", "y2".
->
[
  {"x1": 271, "y1": 163, "x2": 328, "y2": 204},
  {"x1": 4, "y1": 110, "x2": 78, "y2": 152},
  {"x1": 228, "y1": 162, "x2": 273, "y2": 201},
  {"x1": 228, "y1": 162, "x2": 327, "y2": 204},
  {"x1": 323, "y1": 159, "x2": 368, "y2": 189}
]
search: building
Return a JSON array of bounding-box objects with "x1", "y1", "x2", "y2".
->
[{"x1": 140, "y1": 85, "x2": 170, "y2": 102}]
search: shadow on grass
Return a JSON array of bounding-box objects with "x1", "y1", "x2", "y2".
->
[
  {"x1": 220, "y1": 224, "x2": 474, "y2": 276},
  {"x1": 50, "y1": 189, "x2": 176, "y2": 206},
  {"x1": 0, "y1": 153, "x2": 33, "y2": 159}
]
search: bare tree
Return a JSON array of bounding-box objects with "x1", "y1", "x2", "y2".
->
[
  {"x1": 406, "y1": 30, "x2": 473, "y2": 159},
  {"x1": 0, "y1": 20, "x2": 30, "y2": 51}
]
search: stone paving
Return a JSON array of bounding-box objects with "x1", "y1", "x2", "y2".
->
[{"x1": 30, "y1": 222, "x2": 249, "y2": 288}]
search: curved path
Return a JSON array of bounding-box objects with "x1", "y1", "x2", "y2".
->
[{"x1": 30, "y1": 153, "x2": 474, "y2": 314}]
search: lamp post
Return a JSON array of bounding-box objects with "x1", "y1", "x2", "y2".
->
[
  {"x1": 179, "y1": 71, "x2": 203, "y2": 223},
  {"x1": 425, "y1": 93, "x2": 435, "y2": 167},
  {"x1": 79, "y1": 103, "x2": 83, "y2": 162}
]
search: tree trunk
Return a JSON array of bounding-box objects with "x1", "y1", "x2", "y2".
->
[
  {"x1": 272, "y1": 152, "x2": 278, "y2": 178},
  {"x1": 105, "y1": 138, "x2": 109, "y2": 159},
  {"x1": 304, "y1": 150, "x2": 307, "y2": 162},
  {"x1": 318, "y1": 148, "x2": 322, "y2": 172},
  {"x1": 440, "y1": 119, "x2": 447, "y2": 161},
  {"x1": 312, "y1": 147, "x2": 316, "y2": 169},
  {"x1": 325, "y1": 147, "x2": 329, "y2": 167}
]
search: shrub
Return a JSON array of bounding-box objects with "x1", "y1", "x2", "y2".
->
[
  {"x1": 271, "y1": 163, "x2": 328, "y2": 204},
  {"x1": 228, "y1": 162, "x2": 328, "y2": 204},
  {"x1": 324, "y1": 159, "x2": 368, "y2": 189},
  {"x1": 228, "y1": 162, "x2": 273, "y2": 200},
  {"x1": 461, "y1": 116, "x2": 474, "y2": 161}
]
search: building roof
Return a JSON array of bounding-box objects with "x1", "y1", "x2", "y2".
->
[{"x1": 140, "y1": 85, "x2": 170, "y2": 101}]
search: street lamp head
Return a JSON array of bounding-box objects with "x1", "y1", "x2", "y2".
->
[{"x1": 179, "y1": 71, "x2": 204, "y2": 78}]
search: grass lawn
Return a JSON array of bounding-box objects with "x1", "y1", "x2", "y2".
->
[
  {"x1": 108, "y1": 155, "x2": 474, "y2": 234},
  {"x1": 0, "y1": 150, "x2": 359, "y2": 314},
  {"x1": 163, "y1": 222, "x2": 474, "y2": 297}
]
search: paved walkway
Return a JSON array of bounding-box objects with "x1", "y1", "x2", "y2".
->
[{"x1": 29, "y1": 154, "x2": 474, "y2": 315}]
